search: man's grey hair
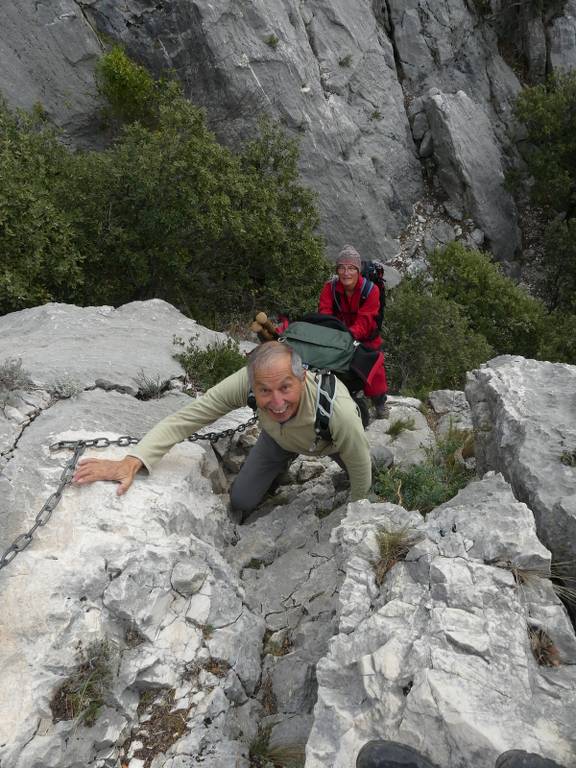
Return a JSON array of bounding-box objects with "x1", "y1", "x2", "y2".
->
[{"x1": 247, "y1": 341, "x2": 304, "y2": 388}]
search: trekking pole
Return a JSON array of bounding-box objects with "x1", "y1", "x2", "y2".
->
[{"x1": 255, "y1": 312, "x2": 279, "y2": 339}]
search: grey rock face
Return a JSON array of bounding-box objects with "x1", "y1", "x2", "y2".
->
[
  {"x1": 307, "y1": 476, "x2": 576, "y2": 768},
  {"x1": 466, "y1": 355, "x2": 576, "y2": 573},
  {"x1": 549, "y1": 0, "x2": 576, "y2": 74},
  {"x1": 0, "y1": 0, "x2": 102, "y2": 143},
  {"x1": 424, "y1": 90, "x2": 520, "y2": 261},
  {"x1": 4, "y1": 0, "x2": 566, "y2": 268},
  {"x1": 69, "y1": 0, "x2": 424, "y2": 261},
  {"x1": 0, "y1": 300, "x2": 223, "y2": 393},
  {"x1": 428, "y1": 388, "x2": 473, "y2": 436},
  {"x1": 366, "y1": 401, "x2": 435, "y2": 468},
  {"x1": 386, "y1": 0, "x2": 521, "y2": 141}
]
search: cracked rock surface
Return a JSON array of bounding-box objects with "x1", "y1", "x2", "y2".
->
[
  {"x1": 467, "y1": 355, "x2": 576, "y2": 585},
  {"x1": 307, "y1": 475, "x2": 576, "y2": 768},
  {"x1": 2, "y1": 301, "x2": 576, "y2": 767}
]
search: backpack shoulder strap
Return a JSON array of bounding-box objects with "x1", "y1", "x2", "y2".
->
[
  {"x1": 359, "y1": 277, "x2": 374, "y2": 304},
  {"x1": 314, "y1": 372, "x2": 336, "y2": 442},
  {"x1": 330, "y1": 277, "x2": 342, "y2": 315}
]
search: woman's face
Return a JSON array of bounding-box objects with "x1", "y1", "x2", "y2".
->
[{"x1": 337, "y1": 264, "x2": 360, "y2": 292}]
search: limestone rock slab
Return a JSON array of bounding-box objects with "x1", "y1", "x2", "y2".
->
[
  {"x1": 0, "y1": 300, "x2": 225, "y2": 393},
  {"x1": 549, "y1": 0, "x2": 576, "y2": 75},
  {"x1": 0, "y1": 428, "x2": 259, "y2": 768},
  {"x1": 307, "y1": 475, "x2": 576, "y2": 768},
  {"x1": 466, "y1": 355, "x2": 576, "y2": 573},
  {"x1": 423, "y1": 90, "x2": 520, "y2": 261},
  {"x1": 366, "y1": 404, "x2": 435, "y2": 468}
]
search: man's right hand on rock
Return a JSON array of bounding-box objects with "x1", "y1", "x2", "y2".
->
[{"x1": 72, "y1": 455, "x2": 144, "y2": 496}]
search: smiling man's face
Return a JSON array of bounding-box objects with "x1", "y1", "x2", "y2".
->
[{"x1": 253, "y1": 356, "x2": 306, "y2": 423}]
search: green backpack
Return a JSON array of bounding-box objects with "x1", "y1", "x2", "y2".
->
[{"x1": 279, "y1": 320, "x2": 359, "y2": 373}]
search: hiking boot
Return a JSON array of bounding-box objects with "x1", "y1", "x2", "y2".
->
[
  {"x1": 356, "y1": 741, "x2": 440, "y2": 768},
  {"x1": 372, "y1": 394, "x2": 390, "y2": 419},
  {"x1": 495, "y1": 751, "x2": 566, "y2": 768},
  {"x1": 352, "y1": 393, "x2": 372, "y2": 429}
]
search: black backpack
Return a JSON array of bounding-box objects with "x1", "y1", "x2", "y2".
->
[{"x1": 331, "y1": 259, "x2": 386, "y2": 337}]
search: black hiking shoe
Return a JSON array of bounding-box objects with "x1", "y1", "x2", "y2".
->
[
  {"x1": 495, "y1": 751, "x2": 567, "y2": 768},
  {"x1": 356, "y1": 741, "x2": 440, "y2": 768},
  {"x1": 372, "y1": 394, "x2": 390, "y2": 419},
  {"x1": 352, "y1": 393, "x2": 372, "y2": 429}
]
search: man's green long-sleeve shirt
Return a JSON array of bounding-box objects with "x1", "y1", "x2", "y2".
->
[{"x1": 129, "y1": 367, "x2": 372, "y2": 501}]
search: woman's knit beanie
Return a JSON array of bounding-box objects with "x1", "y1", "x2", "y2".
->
[{"x1": 336, "y1": 244, "x2": 362, "y2": 271}]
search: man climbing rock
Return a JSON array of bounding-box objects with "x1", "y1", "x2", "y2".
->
[
  {"x1": 73, "y1": 341, "x2": 372, "y2": 521},
  {"x1": 318, "y1": 244, "x2": 389, "y2": 418}
]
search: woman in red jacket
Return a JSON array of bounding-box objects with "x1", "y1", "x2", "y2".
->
[{"x1": 319, "y1": 245, "x2": 389, "y2": 418}]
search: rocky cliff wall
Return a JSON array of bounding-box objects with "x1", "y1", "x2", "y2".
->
[{"x1": 3, "y1": 1, "x2": 576, "y2": 262}]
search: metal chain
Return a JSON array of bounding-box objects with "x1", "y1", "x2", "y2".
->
[{"x1": 0, "y1": 416, "x2": 257, "y2": 571}]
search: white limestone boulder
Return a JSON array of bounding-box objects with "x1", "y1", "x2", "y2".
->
[
  {"x1": 466, "y1": 356, "x2": 576, "y2": 571},
  {"x1": 0, "y1": 300, "x2": 226, "y2": 394},
  {"x1": 307, "y1": 474, "x2": 576, "y2": 768}
]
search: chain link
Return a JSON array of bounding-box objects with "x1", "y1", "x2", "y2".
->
[{"x1": 0, "y1": 416, "x2": 257, "y2": 571}]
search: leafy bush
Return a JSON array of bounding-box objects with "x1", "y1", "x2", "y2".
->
[
  {"x1": 428, "y1": 243, "x2": 546, "y2": 357},
  {"x1": 514, "y1": 72, "x2": 576, "y2": 216},
  {"x1": 373, "y1": 430, "x2": 475, "y2": 515},
  {"x1": 383, "y1": 277, "x2": 493, "y2": 395},
  {"x1": 538, "y1": 310, "x2": 576, "y2": 363},
  {"x1": 173, "y1": 335, "x2": 246, "y2": 391},
  {"x1": 95, "y1": 45, "x2": 157, "y2": 125},
  {"x1": 540, "y1": 218, "x2": 576, "y2": 313},
  {"x1": 0, "y1": 103, "x2": 83, "y2": 314},
  {"x1": 513, "y1": 73, "x2": 576, "y2": 319},
  {"x1": 0, "y1": 49, "x2": 328, "y2": 325}
]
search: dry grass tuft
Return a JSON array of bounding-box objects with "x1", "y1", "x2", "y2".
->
[
  {"x1": 374, "y1": 525, "x2": 422, "y2": 586},
  {"x1": 528, "y1": 626, "x2": 561, "y2": 667},
  {"x1": 249, "y1": 725, "x2": 305, "y2": 767},
  {"x1": 504, "y1": 560, "x2": 576, "y2": 609}
]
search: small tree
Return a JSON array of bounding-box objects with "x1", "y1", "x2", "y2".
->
[
  {"x1": 514, "y1": 72, "x2": 576, "y2": 216},
  {"x1": 0, "y1": 102, "x2": 83, "y2": 314},
  {"x1": 383, "y1": 277, "x2": 493, "y2": 395},
  {"x1": 541, "y1": 218, "x2": 576, "y2": 313},
  {"x1": 428, "y1": 243, "x2": 546, "y2": 357}
]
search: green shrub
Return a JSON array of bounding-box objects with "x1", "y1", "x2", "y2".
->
[
  {"x1": 0, "y1": 102, "x2": 83, "y2": 314},
  {"x1": 265, "y1": 34, "x2": 279, "y2": 49},
  {"x1": 514, "y1": 72, "x2": 576, "y2": 216},
  {"x1": 173, "y1": 335, "x2": 246, "y2": 391},
  {"x1": 373, "y1": 430, "x2": 475, "y2": 515},
  {"x1": 540, "y1": 218, "x2": 576, "y2": 313},
  {"x1": 95, "y1": 45, "x2": 158, "y2": 125},
  {"x1": 428, "y1": 243, "x2": 546, "y2": 357},
  {"x1": 383, "y1": 277, "x2": 493, "y2": 395},
  {"x1": 0, "y1": 49, "x2": 328, "y2": 325},
  {"x1": 538, "y1": 310, "x2": 576, "y2": 363}
]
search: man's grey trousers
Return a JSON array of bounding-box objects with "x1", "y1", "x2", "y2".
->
[{"x1": 230, "y1": 430, "x2": 345, "y2": 517}]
